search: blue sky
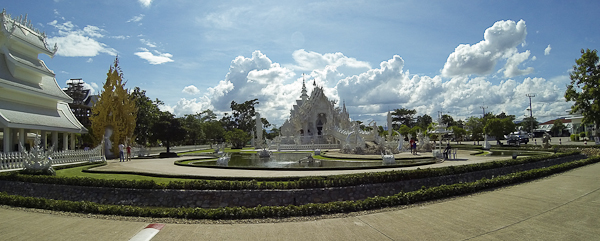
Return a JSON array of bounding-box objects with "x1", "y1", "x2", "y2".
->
[{"x1": 5, "y1": 0, "x2": 600, "y2": 126}]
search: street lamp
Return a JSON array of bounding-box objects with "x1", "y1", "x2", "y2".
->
[{"x1": 526, "y1": 94, "x2": 536, "y2": 133}]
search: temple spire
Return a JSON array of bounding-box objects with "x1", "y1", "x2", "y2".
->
[{"x1": 300, "y1": 73, "x2": 309, "y2": 101}]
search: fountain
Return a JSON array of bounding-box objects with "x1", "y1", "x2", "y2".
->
[{"x1": 216, "y1": 152, "x2": 230, "y2": 166}]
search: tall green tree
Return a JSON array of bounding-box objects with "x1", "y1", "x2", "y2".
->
[
  {"x1": 416, "y1": 114, "x2": 433, "y2": 130},
  {"x1": 520, "y1": 116, "x2": 539, "y2": 133},
  {"x1": 440, "y1": 114, "x2": 456, "y2": 127},
  {"x1": 466, "y1": 116, "x2": 484, "y2": 142},
  {"x1": 225, "y1": 128, "x2": 251, "y2": 149},
  {"x1": 551, "y1": 120, "x2": 566, "y2": 136},
  {"x1": 221, "y1": 99, "x2": 259, "y2": 132},
  {"x1": 391, "y1": 108, "x2": 417, "y2": 128},
  {"x1": 131, "y1": 87, "x2": 162, "y2": 146},
  {"x1": 181, "y1": 114, "x2": 205, "y2": 145},
  {"x1": 151, "y1": 111, "x2": 185, "y2": 153},
  {"x1": 565, "y1": 48, "x2": 600, "y2": 134},
  {"x1": 484, "y1": 118, "x2": 516, "y2": 141},
  {"x1": 202, "y1": 120, "x2": 225, "y2": 144}
]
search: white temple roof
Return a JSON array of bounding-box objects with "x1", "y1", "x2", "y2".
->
[
  {"x1": 0, "y1": 53, "x2": 72, "y2": 102},
  {"x1": 0, "y1": 100, "x2": 87, "y2": 133}
]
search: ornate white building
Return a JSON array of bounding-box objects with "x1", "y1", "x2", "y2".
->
[
  {"x1": 0, "y1": 10, "x2": 87, "y2": 152},
  {"x1": 280, "y1": 80, "x2": 378, "y2": 145}
]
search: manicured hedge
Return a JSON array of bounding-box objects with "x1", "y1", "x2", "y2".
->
[
  {"x1": 1, "y1": 156, "x2": 597, "y2": 219},
  {"x1": 0, "y1": 152, "x2": 582, "y2": 190}
]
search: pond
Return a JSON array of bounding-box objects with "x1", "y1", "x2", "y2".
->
[
  {"x1": 485, "y1": 150, "x2": 550, "y2": 157},
  {"x1": 190, "y1": 152, "x2": 435, "y2": 170}
]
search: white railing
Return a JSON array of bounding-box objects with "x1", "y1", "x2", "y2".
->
[{"x1": 0, "y1": 144, "x2": 105, "y2": 171}]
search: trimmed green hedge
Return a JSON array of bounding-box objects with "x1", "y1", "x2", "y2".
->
[
  {"x1": 1, "y1": 156, "x2": 597, "y2": 219},
  {"x1": 0, "y1": 152, "x2": 582, "y2": 190}
]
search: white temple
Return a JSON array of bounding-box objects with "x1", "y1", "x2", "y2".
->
[
  {"x1": 0, "y1": 10, "x2": 87, "y2": 153},
  {"x1": 280, "y1": 79, "x2": 378, "y2": 145}
]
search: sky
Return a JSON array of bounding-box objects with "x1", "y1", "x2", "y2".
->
[{"x1": 5, "y1": 0, "x2": 600, "y2": 127}]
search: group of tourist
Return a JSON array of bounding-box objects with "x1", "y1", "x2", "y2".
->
[
  {"x1": 118, "y1": 143, "x2": 132, "y2": 162},
  {"x1": 409, "y1": 138, "x2": 418, "y2": 155}
]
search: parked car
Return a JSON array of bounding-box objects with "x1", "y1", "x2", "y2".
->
[{"x1": 506, "y1": 135, "x2": 529, "y2": 145}]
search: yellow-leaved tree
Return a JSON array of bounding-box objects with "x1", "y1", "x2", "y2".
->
[{"x1": 90, "y1": 57, "x2": 137, "y2": 156}]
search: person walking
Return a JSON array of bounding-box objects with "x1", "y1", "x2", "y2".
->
[
  {"x1": 126, "y1": 145, "x2": 132, "y2": 161},
  {"x1": 118, "y1": 143, "x2": 125, "y2": 162}
]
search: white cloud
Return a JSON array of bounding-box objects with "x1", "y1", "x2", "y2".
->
[
  {"x1": 46, "y1": 20, "x2": 117, "y2": 57},
  {"x1": 182, "y1": 85, "x2": 200, "y2": 95},
  {"x1": 502, "y1": 50, "x2": 534, "y2": 78},
  {"x1": 138, "y1": 0, "x2": 152, "y2": 7},
  {"x1": 441, "y1": 20, "x2": 530, "y2": 78},
  {"x1": 86, "y1": 58, "x2": 93, "y2": 63},
  {"x1": 544, "y1": 45, "x2": 552, "y2": 55},
  {"x1": 167, "y1": 43, "x2": 571, "y2": 126},
  {"x1": 134, "y1": 50, "x2": 174, "y2": 65},
  {"x1": 140, "y1": 39, "x2": 157, "y2": 48},
  {"x1": 127, "y1": 14, "x2": 145, "y2": 23}
]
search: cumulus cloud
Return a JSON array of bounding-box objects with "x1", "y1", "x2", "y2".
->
[
  {"x1": 165, "y1": 20, "x2": 571, "y2": 125},
  {"x1": 442, "y1": 20, "x2": 532, "y2": 78},
  {"x1": 545, "y1": 45, "x2": 552, "y2": 55},
  {"x1": 134, "y1": 49, "x2": 174, "y2": 64},
  {"x1": 182, "y1": 85, "x2": 200, "y2": 95},
  {"x1": 46, "y1": 20, "x2": 117, "y2": 57}
]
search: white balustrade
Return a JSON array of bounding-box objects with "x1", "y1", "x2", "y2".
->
[{"x1": 0, "y1": 143, "x2": 105, "y2": 171}]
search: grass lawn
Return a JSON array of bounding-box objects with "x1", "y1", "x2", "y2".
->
[{"x1": 56, "y1": 165, "x2": 202, "y2": 184}]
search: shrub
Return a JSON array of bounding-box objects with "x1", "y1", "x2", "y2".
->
[{"x1": 571, "y1": 134, "x2": 579, "y2": 141}]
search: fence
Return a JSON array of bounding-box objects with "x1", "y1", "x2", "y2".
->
[
  {"x1": 276, "y1": 143, "x2": 340, "y2": 150},
  {"x1": 0, "y1": 144, "x2": 105, "y2": 171}
]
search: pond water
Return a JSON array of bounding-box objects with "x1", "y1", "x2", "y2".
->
[
  {"x1": 485, "y1": 150, "x2": 549, "y2": 157},
  {"x1": 191, "y1": 152, "x2": 434, "y2": 169}
]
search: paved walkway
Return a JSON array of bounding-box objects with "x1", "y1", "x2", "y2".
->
[{"x1": 0, "y1": 160, "x2": 598, "y2": 240}]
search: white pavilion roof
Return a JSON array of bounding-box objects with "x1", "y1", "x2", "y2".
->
[{"x1": 0, "y1": 100, "x2": 87, "y2": 133}]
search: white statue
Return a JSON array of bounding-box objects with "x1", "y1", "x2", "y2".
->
[{"x1": 21, "y1": 134, "x2": 55, "y2": 175}]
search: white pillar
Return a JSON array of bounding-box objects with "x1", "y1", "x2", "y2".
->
[
  {"x1": 70, "y1": 133, "x2": 75, "y2": 150},
  {"x1": 41, "y1": 130, "x2": 47, "y2": 150},
  {"x1": 2, "y1": 127, "x2": 10, "y2": 153},
  {"x1": 52, "y1": 131, "x2": 58, "y2": 151},
  {"x1": 18, "y1": 128, "x2": 25, "y2": 152},
  {"x1": 63, "y1": 132, "x2": 68, "y2": 151}
]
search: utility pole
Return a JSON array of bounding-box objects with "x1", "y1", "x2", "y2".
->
[
  {"x1": 480, "y1": 105, "x2": 487, "y2": 118},
  {"x1": 526, "y1": 93, "x2": 536, "y2": 133}
]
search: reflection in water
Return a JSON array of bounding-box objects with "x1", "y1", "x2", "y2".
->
[{"x1": 194, "y1": 152, "x2": 432, "y2": 169}]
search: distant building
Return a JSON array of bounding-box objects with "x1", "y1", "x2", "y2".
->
[
  {"x1": 63, "y1": 79, "x2": 96, "y2": 128},
  {"x1": 0, "y1": 10, "x2": 87, "y2": 152}
]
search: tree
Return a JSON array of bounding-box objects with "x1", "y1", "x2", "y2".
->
[
  {"x1": 415, "y1": 114, "x2": 433, "y2": 130},
  {"x1": 440, "y1": 114, "x2": 456, "y2": 127},
  {"x1": 551, "y1": 120, "x2": 566, "y2": 137},
  {"x1": 391, "y1": 108, "x2": 416, "y2": 128},
  {"x1": 466, "y1": 116, "x2": 484, "y2": 142},
  {"x1": 565, "y1": 48, "x2": 600, "y2": 134},
  {"x1": 131, "y1": 87, "x2": 162, "y2": 146},
  {"x1": 520, "y1": 116, "x2": 539, "y2": 133},
  {"x1": 398, "y1": 125, "x2": 410, "y2": 137},
  {"x1": 181, "y1": 114, "x2": 205, "y2": 145},
  {"x1": 225, "y1": 128, "x2": 251, "y2": 149},
  {"x1": 202, "y1": 120, "x2": 225, "y2": 144},
  {"x1": 451, "y1": 126, "x2": 467, "y2": 144},
  {"x1": 90, "y1": 57, "x2": 137, "y2": 155},
  {"x1": 151, "y1": 111, "x2": 185, "y2": 154},
  {"x1": 221, "y1": 99, "x2": 260, "y2": 132},
  {"x1": 484, "y1": 118, "x2": 516, "y2": 142}
]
